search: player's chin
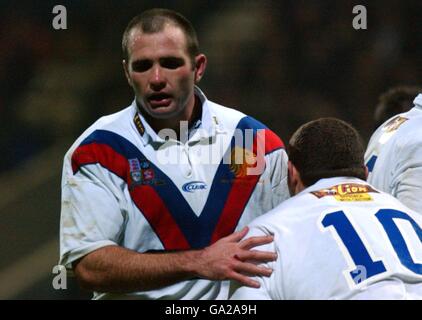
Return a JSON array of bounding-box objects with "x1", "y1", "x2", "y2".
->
[{"x1": 148, "y1": 106, "x2": 179, "y2": 119}]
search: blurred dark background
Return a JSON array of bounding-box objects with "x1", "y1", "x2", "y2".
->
[{"x1": 0, "y1": 0, "x2": 420, "y2": 299}]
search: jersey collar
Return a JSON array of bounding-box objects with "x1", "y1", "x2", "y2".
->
[{"x1": 298, "y1": 177, "x2": 370, "y2": 197}]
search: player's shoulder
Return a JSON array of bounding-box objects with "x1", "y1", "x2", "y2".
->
[
  {"x1": 249, "y1": 191, "x2": 313, "y2": 229},
  {"x1": 374, "y1": 188, "x2": 422, "y2": 217},
  {"x1": 64, "y1": 104, "x2": 133, "y2": 159},
  {"x1": 207, "y1": 100, "x2": 271, "y2": 131},
  {"x1": 392, "y1": 109, "x2": 422, "y2": 148},
  {"x1": 404, "y1": 107, "x2": 422, "y2": 132},
  {"x1": 368, "y1": 108, "x2": 422, "y2": 150},
  {"x1": 207, "y1": 100, "x2": 285, "y2": 152}
]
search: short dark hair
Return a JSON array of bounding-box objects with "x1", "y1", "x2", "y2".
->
[
  {"x1": 374, "y1": 86, "x2": 421, "y2": 129},
  {"x1": 122, "y1": 8, "x2": 200, "y2": 63},
  {"x1": 288, "y1": 118, "x2": 366, "y2": 187}
]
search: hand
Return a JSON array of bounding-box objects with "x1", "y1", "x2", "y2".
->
[{"x1": 194, "y1": 227, "x2": 276, "y2": 288}]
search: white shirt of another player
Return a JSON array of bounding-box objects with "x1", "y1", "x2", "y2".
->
[
  {"x1": 365, "y1": 94, "x2": 422, "y2": 214},
  {"x1": 229, "y1": 177, "x2": 422, "y2": 300}
]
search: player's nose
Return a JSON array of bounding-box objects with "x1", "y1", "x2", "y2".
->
[{"x1": 149, "y1": 66, "x2": 166, "y2": 91}]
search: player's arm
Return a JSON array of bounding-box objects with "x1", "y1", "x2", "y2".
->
[
  {"x1": 62, "y1": 156, "x2": 276, "y2": 293},
  {"x1": 394, "y1": 166, "x2": 422, "y2": 214},
  {"x1": 393, "y1": 142, "x2": 422, "y2": 214},
  {"x1": 73, "y1": 227, "x2": 276, "y2": 293}
]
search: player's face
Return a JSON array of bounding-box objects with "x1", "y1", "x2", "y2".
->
[{"x1": 123, "y1": 25, "x2": 205, "y2": 120}]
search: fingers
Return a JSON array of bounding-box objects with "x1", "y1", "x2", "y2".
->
[
  {"x1": 223, "y1": 226, "x2": 249, "y2": 242},
  {"x1": 229, "y1": 272, "x2": 261, "y2": 288},
  {"x1": 239, "y1": 234, "x2": 274, "y2": 250},
  {"x1": 235, "y1": 249, "x2": 277, "y2": 263},
  {"x1": 234, "y1": 261, "x2": 273, "y2": 278},
  {"x1": 228, "y1": 261, "x2": 273, "y2": 288}
]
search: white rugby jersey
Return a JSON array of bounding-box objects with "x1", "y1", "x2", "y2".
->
[
  {"x1": 230, "y1": 177, "x2": 422, "y2": 300},
  {"x1": 365, "y1": 94, "x2": 422, "y2": 214},
  {"x1": 59, "y1": 87, "x2": 289, "y2": 299}
]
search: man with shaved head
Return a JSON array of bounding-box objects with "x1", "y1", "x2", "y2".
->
[{"x1": 59, "y1": 8, "x2": 289, "y2": 299}]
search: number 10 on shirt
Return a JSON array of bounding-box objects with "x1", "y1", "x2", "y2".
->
[{"x1": 319, "y1": 209, "x2": 422, "y2": 288}]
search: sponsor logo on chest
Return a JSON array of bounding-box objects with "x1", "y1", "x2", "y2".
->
[{"x1": 182, "y1": 181, "x2": 207, "y2": 193}]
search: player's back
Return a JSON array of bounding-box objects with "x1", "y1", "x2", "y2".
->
[
  {"x1": 365, "y1": 94, "x2": 422, "y2": 213},
  {"x1": 240, "y1": 177, "x2": 422, "y2": 300}
]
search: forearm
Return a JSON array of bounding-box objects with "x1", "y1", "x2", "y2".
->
[
  {"x1": 74, "y1": 245, "x2": 201, "y2": 293},
  {"x1": 73, "y1": 228, "x2": 277, "y2": 293}
]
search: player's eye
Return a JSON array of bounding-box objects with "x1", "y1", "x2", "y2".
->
[
  {"x1": 132, "y1": 60, "x2": 152, "y2": 72},
  {"x1": 160, "y1": 57, "x2": 185, "y2": 69}
]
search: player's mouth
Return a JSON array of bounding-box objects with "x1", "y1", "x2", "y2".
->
[{"x1": 148, "y1": 93, "x2": 172, "y2": 108}]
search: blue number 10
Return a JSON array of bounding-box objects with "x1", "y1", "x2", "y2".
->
[{"x1": 321, "y1": 209, "x2": 422, "y2": 284}]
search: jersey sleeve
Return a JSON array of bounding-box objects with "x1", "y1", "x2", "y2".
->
[
  {"x1": 392, "y1": 140, "x2": 422, "y2": 214},
  {"x1": 268, "y1": 148, "x2": 290, "y2": 208},
  {"x1": 59, "y1": 158, "x2": 127, "y2": 271},
  {"x1": 259, "y1": 127, "x2": 290, "y2": 208}
]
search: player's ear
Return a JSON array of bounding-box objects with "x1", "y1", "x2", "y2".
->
[
  {"x1": 288, "y1": 161, "x2": 299, "y2": 182},
  {"x1": 122, "y1": 59, "x2": 133, "y2": 86},
  {"x1": 194, "y1": 54, "x2": 207, "y2": 83},
  {"x1": 288, "y1": 161, "x2": 304, "y2": 196},
  {"x1": 288, "y1": 161, "x2": 297, "y2": 196},
  {"x1": 364, "y1": 165, "x2": 369, "y2": 180}
]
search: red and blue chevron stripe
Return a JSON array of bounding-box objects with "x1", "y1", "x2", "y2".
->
[{"x1": 71, "y1": 116, "x2": 284, "y2": 250}]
